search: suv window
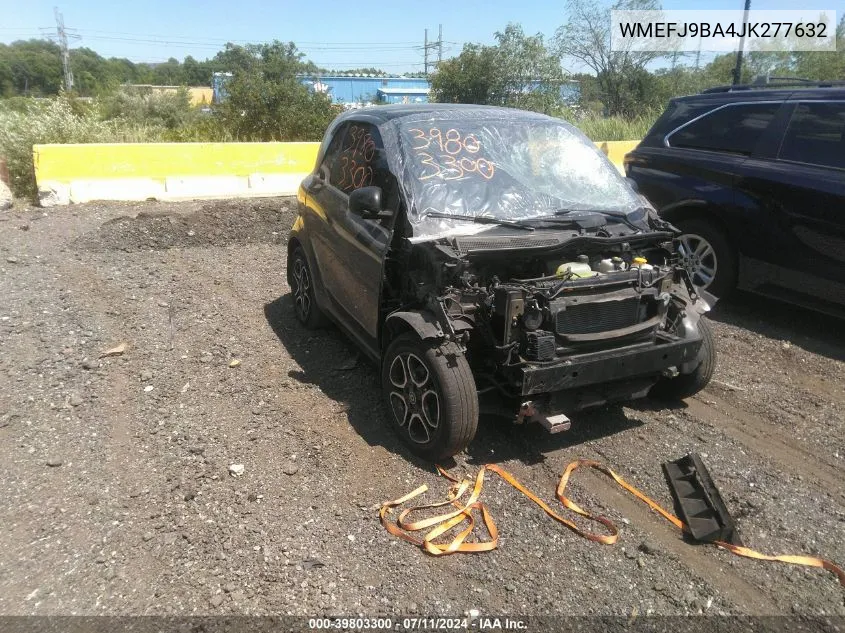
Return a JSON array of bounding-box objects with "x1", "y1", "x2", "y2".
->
[
  {"x1": 779, "y1": 102, "x2": 845, "y2": 169},
  {"x1": 667, "y1": 103, "x2": 781, "y2": 155}
]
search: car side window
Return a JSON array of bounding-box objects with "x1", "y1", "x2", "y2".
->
[
  {"x1": 779, "y1": 102, "x2": 845, "y2": 170},
  {"x1": 667, "y1": 103, "x2": 782, "y2": 156},
  {"x1": 322, "y1": 124, "x2": 350, "y2": 187},
  {"x1": 331, "y1": 122, "x2": 397, "y2": 199}
]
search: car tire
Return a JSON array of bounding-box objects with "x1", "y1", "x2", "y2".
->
[
  {"x1": 650, "y1": 316, "x2": 716, "y2": 401},
  {"x1": 290, "y1": 246, "x2": 329, "y2": 329},
  {"x1": 382, "y1": 333, "x2": 479, "y2": 461},
  {"x1": 674, "y1": 218, "x2": 736, "y2": 298}
]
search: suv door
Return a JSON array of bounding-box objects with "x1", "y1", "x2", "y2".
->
[
  {"x1": 734, "y1": 100, "x2": 845, "y2": 306},
  {"x1": 636, "y1": 101, "x2": 783, "y2": 239},
  {"x1": 303, "y1": 120, "x2": 396, "y2": 350}
]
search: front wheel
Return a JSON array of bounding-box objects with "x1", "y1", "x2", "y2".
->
[
  {"x1": 650, "y1": 317, "x2": 716, "y2": 401},
  {"x1": 674, "y1": 218, "x2": 736, "y2": 298},
  {"x1": 382, "y1": 333, "x2": 478, "y2": 461}
]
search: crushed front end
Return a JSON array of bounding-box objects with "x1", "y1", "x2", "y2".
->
[{"x1": 394, "y1": 228, "x2": 711, "y2": 431}]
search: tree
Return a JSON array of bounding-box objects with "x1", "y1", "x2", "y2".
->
[
  {"x1": 710, "y1": 15, "x2": 844, "y2": 85},
  {"x1": 495, "y1": 24, "x2": 568, "y2": 112},
  {"x1": 181, "y1": 56, "x2": 211, "y2": 86},
  {"x1": 0, "y1": 40, "x2": 63, "y2": 96},
  {"x1": 431, "y1": 23, "x2": 566, "y2": 114},
  {"x1": 555, "y1": 0, "x2": 665, "y2": 116},
  {"x1": 152, "y1": 58, "x2": 183, "y2": 85},
  {"x1": 430, "y1": 44, "x2": 503, "y2": 105},
  {"x1": 216, "y1": 41, "x2": 340, "y2": 141},
  {"x1": 785, "y1": 16, "x2": 845, "y2": 81}
]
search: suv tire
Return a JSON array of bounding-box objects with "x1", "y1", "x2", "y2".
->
[
  {"x1": 382, "y1": 333, "x2": 478, "y2": 461},
  {"x1": 290, "y1": 246, "x2": 329, "y2": 329},
  {"x1": 674, "y1": 218, "x2": 736, "y2": 298},
  {"x1": 650, "y1": 316, "x2": 716, "y2": 400}
]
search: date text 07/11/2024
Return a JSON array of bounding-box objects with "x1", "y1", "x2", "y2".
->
[{"x1": 308, "y1": 617, "x2": 529, "y2": 630}]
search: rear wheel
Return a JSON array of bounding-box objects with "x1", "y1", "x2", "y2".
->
[
  {"x1": 674, "y1": 218, "x2": 736, "y2": 298},
  {"x1": 382, "y1": 333, "x2": 478, "y2": 461},
  {"x1": 289, "y1": 246, "x2": 329, "y2": 329},
  {"x1": 650, "y1": 316, "x2": 716, "y2": 400}
]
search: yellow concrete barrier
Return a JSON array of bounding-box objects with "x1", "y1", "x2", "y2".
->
[
  {"x1": 596, "y1": 140, "x2": 640, "y2": 173},
  {"x1": 34, "y1": 142, "x2": 321, "y2": 205},
  {"x1": 33, "y1": 139, "x2": 639, "y2": 206}
]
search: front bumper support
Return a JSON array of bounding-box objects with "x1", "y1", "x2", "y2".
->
[{"x1": 519, "y1": 335, "x2": 702, "y2": 396}]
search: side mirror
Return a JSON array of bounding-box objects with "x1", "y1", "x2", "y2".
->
[
  {"x1": 349, "y1": 186, "x2": 391, "y2": 220},
  {"x1": 625, "y1": 177, "x2": 639, "y2": 194}
]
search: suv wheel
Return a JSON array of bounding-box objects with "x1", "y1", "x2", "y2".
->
[
  {"x1": 290, "y1": 247, "x2": 329, "y2": 329},
  {"x1": 382, "y1": 333, "x2": 478, "y2": 461},
  {"x1": 650, "y1": 316, "x2": 716, "y2": 400},
  {"x1": 674, "y1": 218, "x2": 736, "y2": 298}
]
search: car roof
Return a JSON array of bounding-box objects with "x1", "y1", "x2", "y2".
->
[
  {"x1": 672, "y1": 86, "x2": 845, "y2": 105},
  {"x1": 335, "y1": 103, "x2": 555, "y2": 124}
]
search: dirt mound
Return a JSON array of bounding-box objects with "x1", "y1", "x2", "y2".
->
[{"x1": 79, "y1": 198, "x2": 297, "y2": 252}]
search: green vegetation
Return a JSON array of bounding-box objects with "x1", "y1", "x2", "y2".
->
[
  {"x1": 213, "y1": 42, "x2": 341, "y2": 142},
  {"x1": 431, "y1": 24, "x2": 566, "y2": 114},
  {"x1": 0, "y1": 41, "x2": 341, "y2": 199},
  {"x1": 1, "y1": 9, "x2": 843, "y2": 201},
  {"x1": 572, "y1": 110, "x2": 661, "y2": 141},
  {"x1": 0, "y1": 97, "x2": 148, "y2": 198}
]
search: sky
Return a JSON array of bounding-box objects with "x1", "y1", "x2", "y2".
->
[{"x1": 0, "y1": 0, "x2": 839, "y2": 75}]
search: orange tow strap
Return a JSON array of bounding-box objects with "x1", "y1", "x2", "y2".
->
[{"x1": 379, "y1": 459, "x2": 845, "y2": 587}]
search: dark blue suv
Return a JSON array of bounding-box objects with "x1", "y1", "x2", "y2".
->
[{"x1": 625, "y1": 81, "x2": 845, "y2": 315}]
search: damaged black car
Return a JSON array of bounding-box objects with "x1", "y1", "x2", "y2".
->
[{"x1": 287, "y1": 104, "x2": 715, "y2": 460}]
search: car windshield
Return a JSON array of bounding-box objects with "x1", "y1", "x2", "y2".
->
[{"x1": 394, "y1": 116, "x2": 643, "y2": 240}]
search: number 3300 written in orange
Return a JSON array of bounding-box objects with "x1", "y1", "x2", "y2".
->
[{"x1": 408, "y1": 128, "x2": 495, "y2": 181}]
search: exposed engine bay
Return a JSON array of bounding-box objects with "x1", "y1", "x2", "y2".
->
[{"x1": 384, "y1": 229, "x2": 710, "y2": 426}]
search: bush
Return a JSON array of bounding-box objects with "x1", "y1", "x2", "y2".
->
[
  {"x1": 218, "y1": 74, "x2": 341, "y2": 142},
  {"x1": 0, "y1": 96, "x2": 165, "y2": 200},
  {"x1": 100, "y1": 87, "x2": 199, "y2": 130},
  {"x1": 162, "y1": 112, "x2": 234, "y2": 142}
]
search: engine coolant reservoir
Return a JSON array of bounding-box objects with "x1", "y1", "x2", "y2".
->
[
  {"x1": 631, "y1": 256, "x2": 654, "y2": 271},
  {"x1": 598, "y1": 257, "x2": 626, "y2": 274},
  {"x1": 556, "y1": 262, "x2": 596, "y2": 278}
]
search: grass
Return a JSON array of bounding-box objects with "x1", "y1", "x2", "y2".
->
[
  {"x1": 576, "y1": 113, "x2": 658, "y2": 142},
  {"x1": 0, "y1": 95, "x2": 660, "y2": 201}
]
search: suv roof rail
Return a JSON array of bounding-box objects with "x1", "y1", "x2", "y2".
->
[{"x1": 701, "y1": 76, "x2": 845, "y2": 93}]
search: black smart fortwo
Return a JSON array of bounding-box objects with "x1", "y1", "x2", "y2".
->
[{"x1": 287, "y1": 104, "x2": 715, "y2": 460}]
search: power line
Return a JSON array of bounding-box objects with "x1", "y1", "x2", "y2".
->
[
  {"x1": 77, "y1": 34, "x2": 426, "y2": 52},
  {"x1": 59, "y1": 27, "x2": 426, "y2": 46},
  {"x1": 4, "y1": 23, "x2": 454, "y2": 73}
]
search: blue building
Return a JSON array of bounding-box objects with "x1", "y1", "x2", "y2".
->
[
  {"x1": 214, "y1": 72, "x2": 580, "y2": 107},
  {"x1": 302, "y1": 75, "x2": 581, "y2": 107},
  {"x1": 302, "y1": 76, "x2": 431, "y2": 106},
  {"x1": 212, "y1": 72, "x2": 232, "y2": 104}
]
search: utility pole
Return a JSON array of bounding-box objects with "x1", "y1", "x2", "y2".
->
[
  {"x1": 695, "y1": 35, "x2": 702, "y2": 69},
  {"x1": 423, "y1": 26, "x2": 443, "y2": 76},
  {"x1": 51, "y1": 7, "x2": 80, "y2": 92},
  {"x1": 438, "y1": 24, "x2": 442, "y2": 65},
  {"x1": 424, "y1": 28, "x2": 429, "y2": 75},
  {"x1": 732, "y1": 0, "x2": 751, "y2": 85}
]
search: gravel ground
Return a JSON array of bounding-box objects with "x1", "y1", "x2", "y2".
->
[{"x1": 1, "y1": 197, "x2": 844, "y2": 618}]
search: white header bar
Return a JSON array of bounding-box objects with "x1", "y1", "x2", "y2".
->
[{"x1": 610, "y1": 10, "x2": 838, "y2": 52}]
